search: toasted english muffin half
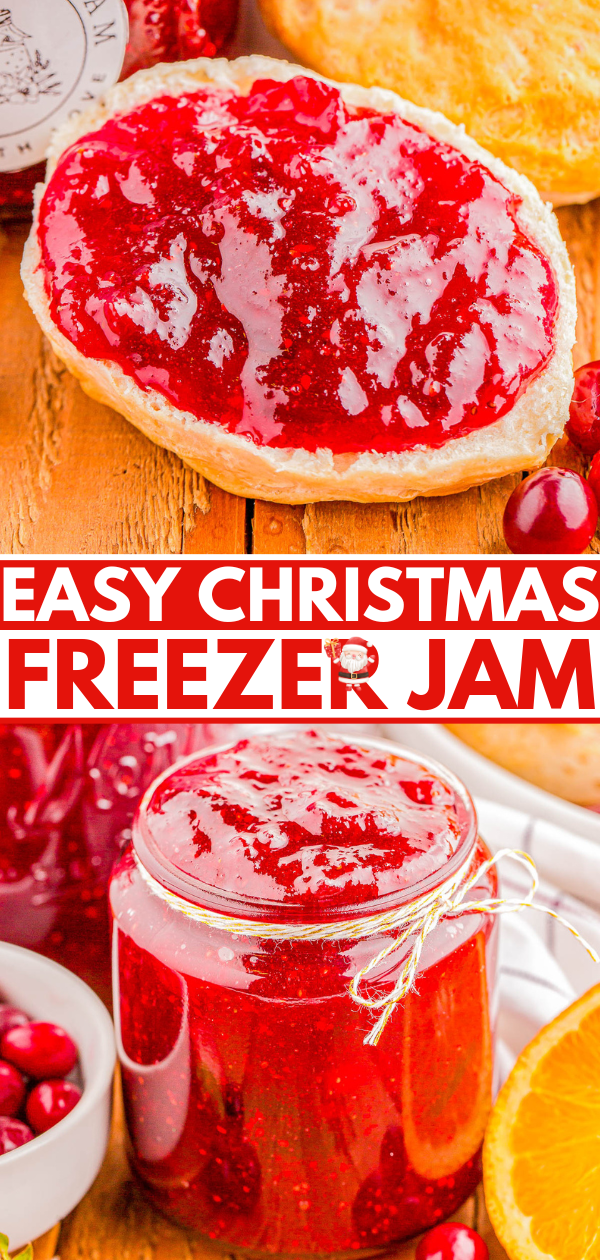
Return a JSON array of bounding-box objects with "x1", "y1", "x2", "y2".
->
[{"x1": 22, "y1": 55, "x2": 576, "y2": 504}]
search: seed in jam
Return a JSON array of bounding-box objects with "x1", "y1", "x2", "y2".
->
[{"x1": 38, "y1": 75, "x2": 558, "y2": 456}]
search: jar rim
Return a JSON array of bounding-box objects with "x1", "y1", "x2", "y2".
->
[{"x1": 132, "y1": 730, "x2": 478, "y2": 924}]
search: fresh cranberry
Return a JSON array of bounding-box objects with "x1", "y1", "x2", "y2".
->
[
  {"x1": 0, "y1": 1061, "x2": 26, "y2": 1117},
  {"x1": 415, "y1": 1222, "x2": 489, "y2": 1260},
  {"x1": 0, "y1": 1115, "x2": 34, "y2": 1155},
  {"x1": 503, "y1": 468, "x2": 598, "y2": 553},
  {"x1": 566, "y1": 361, "x2": 600, "y2": 456},
  {"x1": 0, "y1": 1006, "x2": 30, "y2": 1039},
  {"x1": 588, "y1": 451, "x2": 600, "y2": 507},
  {"x1": 25, "y1": 1079, "x2": 82, "y2": 1135},
  {"x1": 0, "y1": 1022, "x2": 78, "y2": 1079}
]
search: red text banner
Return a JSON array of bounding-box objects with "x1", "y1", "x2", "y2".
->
[{"x1": 1, "y1": 557, "x2": 599, "y2": 719}]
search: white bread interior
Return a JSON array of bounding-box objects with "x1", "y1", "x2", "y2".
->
[{"x1": 22, "y1": 55, "x2": 577, "y2": 505}]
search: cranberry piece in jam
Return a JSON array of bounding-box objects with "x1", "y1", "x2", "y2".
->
[
  {"x1": 38, "y1": 76, "x2": 558, "y2": 457},
  {"x1": 503, "y1": 468, "x2": 598, "y2": 553},
  {"x1": 26, "y1": 1079, "x2": 82, "y2": 1135},
  {"x1": 110, "y1": 732, "x2": 498, "y2": 1253},
  {"x1": 203, "y1": 1127, "x2": 262, "y2": 1213},
  {"x1": 0, "y1": 1022, "x2": 78, "y2": 1080},
  {"x1": 566, "y1": 361, "x2": 600, "y2": 456},
  {"x1": 415, "y1": 1222, "x2": 489, "y2": 1260}
]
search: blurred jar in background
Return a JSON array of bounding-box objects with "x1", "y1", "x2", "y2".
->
[
  {"x1": 122, "y1": 0, "x2": 239, "y2": 77},
  {"x1": 0, "y1": 723, "x2": 240, "y2": 1003},
  {"x1": 0, "y1": 0, "x2": 239, "y2": 213}
]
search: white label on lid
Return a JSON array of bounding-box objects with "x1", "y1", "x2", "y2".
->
[{"x1": 0, "y1": 0, "x2": 128, "y2": 173}]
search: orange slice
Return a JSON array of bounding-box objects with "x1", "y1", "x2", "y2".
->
[{"x1": 483, "y1": 983, "x2": 600, "y2": 1260}]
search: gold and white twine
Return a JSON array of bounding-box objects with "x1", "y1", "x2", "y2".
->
[{"x1": 134, "y1": 847, "x2": 599, "y2": 1047}]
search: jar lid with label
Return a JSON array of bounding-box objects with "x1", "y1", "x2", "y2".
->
[{"x1": 0, "y1": 0, "x2": 239, "y2": 210}]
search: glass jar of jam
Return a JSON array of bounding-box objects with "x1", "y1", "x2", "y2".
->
[
  {"x1": 121, "y1": 0, "x2": 239, "y2": 79},
  {"x1": 0, "y1": 0, "x2": 238, "y2": 214},
  {"x1": 0, "y1": 722, "x2": 240, "y2": 1003},
  {"x1": 110, "y1": 729, "x2": 498, "y2": 1252}
]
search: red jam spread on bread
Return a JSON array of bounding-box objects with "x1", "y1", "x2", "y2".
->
[
  {"x1": 140, "y1": 730, "x2": 467, "y2": 914},
  {"x1": 38, "y1": 76, "x2": 558, "y2": 454}
]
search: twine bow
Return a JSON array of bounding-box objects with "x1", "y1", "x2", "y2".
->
[{"x1": 134, "y1": 847, "x2": 599, "y2": 1047}]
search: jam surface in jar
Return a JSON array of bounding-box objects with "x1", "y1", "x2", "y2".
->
[
  {"x1": 141, "y1": 729, "x2": 470, "y2": 912},
  {"x1": 38, "y1": 75, "x2": 558, "y2": 455},
  {"x1": 111, "y1": 731, "x2": 497, "y2": 1252}
]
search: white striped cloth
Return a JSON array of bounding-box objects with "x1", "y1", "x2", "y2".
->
[{"x1": 472, "y1": 797, "x2": 600, "y2": 1084}]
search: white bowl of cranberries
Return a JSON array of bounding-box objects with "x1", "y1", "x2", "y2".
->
[{"x1": 0, "y1": 943, "x2": 115, "y2": 1250}]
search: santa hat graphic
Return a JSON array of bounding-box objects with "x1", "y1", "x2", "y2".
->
[{"x1": 342, "y1": 637, "x2": 369, "y2": 649}]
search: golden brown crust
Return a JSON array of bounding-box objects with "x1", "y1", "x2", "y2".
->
[
  {"x1": 446, "y1": 723, "x2": 600, "y2": 807},
  {"x1": 258, "y1": 0, "x2": 600, "y2": 202},
  {"x1": 22, "y1": 56, "x2": 576, "y2": 505}
]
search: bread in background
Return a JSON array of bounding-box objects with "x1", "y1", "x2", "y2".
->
[
  {"x1": 258, "y1": 0, "x2": 600, "y2": 204},
  {"x1": 446, "y1": 724, "x2": 600, "y2": 807}
]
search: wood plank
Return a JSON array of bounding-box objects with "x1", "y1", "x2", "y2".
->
[
  {"x1": 0, "y1": 223, "x2": 246, "y2": 556},
  {"x1": 252, "y1": 501, "x2": 307, "y2": 553},
  {"x1": 301, "y1": 474, "x2": 519, "y2": 555},
  {"x1": 30, "y1": 1225, "x2": 60, "y2": 1260},
  {"x1": 183, "y1": 482, "x2": 248, "y2": 554}
]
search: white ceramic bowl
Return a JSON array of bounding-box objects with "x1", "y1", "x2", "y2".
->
[{"x1": 0, "y1": 943, "x2": 115, "y2": 1250}]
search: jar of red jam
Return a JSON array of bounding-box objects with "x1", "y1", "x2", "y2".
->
[
  {"x1": 110, "y1": 730, "x2": 498, "y2": 1252},
  {"x1": 0, "y1": 722, "x2": 239, "y2": 1003},
  {"x1": 121, "y1": 0, "x2": 239, "y2": 79},
  {"x1": 0, "y1": 0, "x2": 238, "y2": 214}
]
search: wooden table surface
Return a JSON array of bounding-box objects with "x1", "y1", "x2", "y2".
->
[
  {"x1": 2, "y1": 200, "x2": 600, "y2": 557},
  {"x1": 27, "y1": 1079, "x2": 509, "y2": 1260}
]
